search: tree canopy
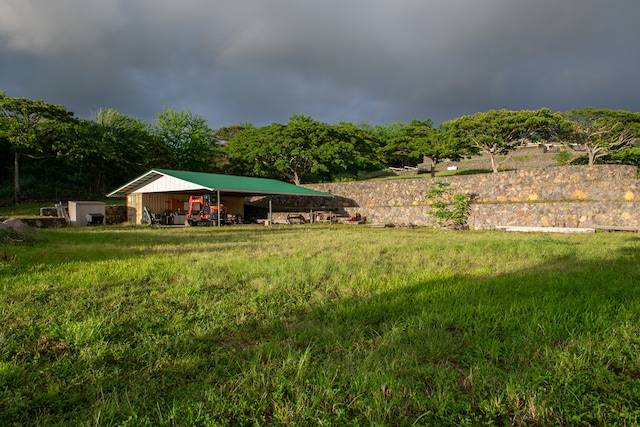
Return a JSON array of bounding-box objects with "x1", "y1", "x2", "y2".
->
[
  {"x1": 562, "y1": 108, "x2": 640, "y2": 165},
  {"x1": 75, "y1": 109, "x2": 174, "y2": 194},
  {"x1": 0, "y1": 93, "x2": 76, "y2": 203},
  {"x1": 442, "y1": 109, "x2": 568, "y2": 172},
  {"x1": 151, "y1": 109, "x2": 220, "y2": 173},
  {"x1": 224, "y1": 115, "x2": 380, "y2": 185},
  {"x1": 1, "y1": 92, "x2": 639, "y2": 205}
]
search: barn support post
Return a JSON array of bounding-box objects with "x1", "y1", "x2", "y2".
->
[
  {"x1": 269, "y1": 199, "x2": 272, "y2": 226},
  {"x1": 217, "y1": 190, "x2": 221, "y2": 227}
]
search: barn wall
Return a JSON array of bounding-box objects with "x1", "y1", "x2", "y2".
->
[
  {"x1": 127, "y1": 193, "x2": 142, "y2": 224},
  {"x1": 142, "y1": 193, "x2": 172, "y2": 216},
  {"x1": 125, "y1": 192, "x2": 246, "y2": 224},
  {"x1": 223, "y1": 196, "x2": 244, "y2": 218}
]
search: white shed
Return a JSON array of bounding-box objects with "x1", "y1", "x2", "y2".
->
[{"x1": 68, "y1": 201, "x2": 106, "y2": 226}]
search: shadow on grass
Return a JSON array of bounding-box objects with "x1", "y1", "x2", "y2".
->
[
  {"x1": 192, "y1": 243, "x2": 640, "y2": 424},
  {"x1": 2, "y1": 230, "x2": 640, "y2": 425}
]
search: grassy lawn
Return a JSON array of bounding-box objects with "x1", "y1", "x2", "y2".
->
[
  {"x1": 366, "y1": 168, "x2": 496, "y2": 181},
  {"x1": 0, "y1": 200, "x2": 125, "y2": 219},
  {"x1": 0, "y1": 202, "x2": 50, "y2": 219},
  {"x1": 1, "y1": 225, "x2": 639, "y2": 426}
]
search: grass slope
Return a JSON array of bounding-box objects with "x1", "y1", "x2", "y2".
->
[{"x1": 1, "y1": 225, "x2": 639, "y2": 426}]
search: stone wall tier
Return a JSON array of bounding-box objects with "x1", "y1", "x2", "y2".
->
[
  {"x1": 305, "y1": 165, "x2": 639, "y2": 207},
  {"x1": 470, "y1": 202, "x2": 640, "y2": 230}
]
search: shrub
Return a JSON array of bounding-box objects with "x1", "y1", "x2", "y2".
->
[
  {"x1": 556, "y1": 149, "x2": 573, "y2": 165},
  {"x1": 426, "y1": 181, "x2": 471, "y2": 229}
]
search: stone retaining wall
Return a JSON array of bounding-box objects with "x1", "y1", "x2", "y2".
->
[
  {"x1": 22, "y1": 217, "x2": 68, "y2": 228},
  {"x1": 469, "y1": 202, "x2": 640, "y2": 230},
  {"x1": 275, "y1": 165, "x2": 640, "y2": 229},
  {"x1": 306, "y1": 165, "x2": 638, "y2": 206},
  {"x1": 281, "y1": 202, "x2": 638, "y2": 229}
]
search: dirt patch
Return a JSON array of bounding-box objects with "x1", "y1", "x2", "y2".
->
[{"x1": 0, "y1": 218, "x2": 31, "y2": 234}]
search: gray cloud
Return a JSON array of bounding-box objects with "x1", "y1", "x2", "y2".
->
[{"x1": 1, "y1": 0, "x2": 638, "y2": 128}]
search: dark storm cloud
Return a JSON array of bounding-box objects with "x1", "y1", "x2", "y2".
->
[{"x1": 1, "y1": 0, "x2": 639, "y2": 128}]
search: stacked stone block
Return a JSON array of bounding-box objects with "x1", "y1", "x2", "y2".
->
[{"x1": 290, "y1": 165, "x2": 639, "y2": 229}]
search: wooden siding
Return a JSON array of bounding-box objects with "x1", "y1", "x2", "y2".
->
[
  {"x1": 126, "y1": 193, "x2": 245, "y2": 224},
  {"x1": 221, "y1": 196, "x2": 244, "y2": 218},
  {"x1": 127, "y1": 193, "x2": 142, "y2": 224},
  {"x1": 142, "y1": 193, "x2": 173, "y2": 217}
]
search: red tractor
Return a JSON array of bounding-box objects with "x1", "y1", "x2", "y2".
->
[{"x1": 185, "y1": 194, "x2": 229, "y2": 226}]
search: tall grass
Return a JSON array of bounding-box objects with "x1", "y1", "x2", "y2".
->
[{"x1": 1, "y1": 225, "x2": 639, "y2": 425}]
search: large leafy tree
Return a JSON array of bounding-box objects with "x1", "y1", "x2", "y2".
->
[
  {"x1": 378, "y1": 121, "x2": 432, "y2": 168},
  {"x1": 443, "y1": 109, "x2": 567, "y2": 173},
  {"x1": 562, "y1": 108, "x2": 640, "y2": 165},
  {"x1": 377, "y1": 120, "x2": 474, "y2": 175},
  {"x1": 0, "y1": 93, "x2": 76, "y2": 204},
  {"x1": 151, "y1": 109, "x2": 219, "y2": 172},
  {"x1": 426, "y1": 123, "x2": 478, "y2": 173},
  {"x1": 402, "y1": 119, "x2": 473, "y2": 175},
  {"x1": 404, "y1": 119, "x2": 436, "y2": 167},
  {"x1": 372, "y1": 122, "x2": 416, "y2": 167},
  {"x1": 77, "y1": 109, "x2": 174, "y2": 194},
  {"x1": 225, "y1": 115, "x2": 380, "y2": 185},
  {"x1": 214, "y1": 124, "x2": 248, "y2": 143},
  {"x1": 329, "y1": 121, "x2": 381, "y2": 179}
]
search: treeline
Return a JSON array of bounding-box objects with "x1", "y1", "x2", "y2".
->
[{"x1": 1, "y1": 92, "x2": 639, "y2": 205}]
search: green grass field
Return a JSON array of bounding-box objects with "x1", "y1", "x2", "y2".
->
[{"x1": 1, "y1": 225, "x2": 639, "y2": 426}]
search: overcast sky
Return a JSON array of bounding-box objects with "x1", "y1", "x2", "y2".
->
[{"x1": 1, "y1": 0, "x2": 639, "y2": 128}]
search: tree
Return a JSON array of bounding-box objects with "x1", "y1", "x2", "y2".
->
[
  {"x1": 403, "y1": 119, "x2": 476, "y2": 176},
  {"x1": 213, "y1": 124, "x2": 248, "y2": 143},
  {"x1": 404, "y1": 119, "x2": 436, "y2": 167},
  {"x1": 151, "y1": 109, "x2": 219, "y2": 172},
  {"x1": 329, "y1": 122, "x2": 381, "y2": 179},
  {"x1": 0, "y1": 93, "x2": 75, "y2": 204},
  {"x1": 443, "y1": 109, "x2": 567, "y2": 173},
  {"x1": 562, "y1": 108, "x2": 640, "y2": 165},
  {"x1": 224, "y1": 115, "x2": 380, "y2": 185},
  {"x1": 378, "y1": 122, "x2": 429, "y2": 169},
  {"x1": 373, "y1": 122, "x2": 418, "y2": 167},
  {"x1": 78, "y1": 109, "x2": 174, "y2": 194},
  {"x1": 375, "y1": 120, "x2": 473, "y2": 176},
  {"x1": 420, "y1": 123, "x2": 480, "y2": 176}
]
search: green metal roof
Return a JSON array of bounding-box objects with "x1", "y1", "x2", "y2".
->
[{"x1": 107, "y1": 169, "x2": 332, "y2": 198}]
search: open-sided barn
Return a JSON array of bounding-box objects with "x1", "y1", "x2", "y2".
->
[{"x1": 107, "y1": 169, "x2": 331, "y2": 225}]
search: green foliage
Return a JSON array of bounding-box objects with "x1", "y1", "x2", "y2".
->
[
  {"x1": 562, "y1": 108, "x2": 640, "y2": 165},
  {"x1": 610, "y1": 147, "x2": 640, "y2": 167},
  {"x1": 151, "y1": 109, "x2": 220, "y2": 172},
  {"x1": 374, "y1": 120, "x2": 473, "y2": 173},
  {"x1": 426, "y1": 181, "x2": 471, "y2": 229},
  {"x1": 224, "y1": 115, "x2": 380, "y2": 184},
  {"x1": 79, "y1": 109, "x2": 175, "y2": 194},
  {"x1": 1, "y1": 227, "x2": 639, "y2": 425},
  {"x1": 556, "y1": 149, "x2": 573, "y2": 165},
  {"x1": 3, "y1": 93, "x2": 640, "y2": 206},
  {"x1": 0, "y1": 93, "x2": 77, "y2": 203},
  {"x1": 443, "y1": 109, "x2": 569, "y2": 172},
  {"x1": 0, "y1": 94, "x2": 75, "y2": 153},
  {"x1": 213, "y1": 124, "x2": 247, "y2": 142},
  {"x1": 377, "y1": 120, "x2": 432, "y2": 167}
]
